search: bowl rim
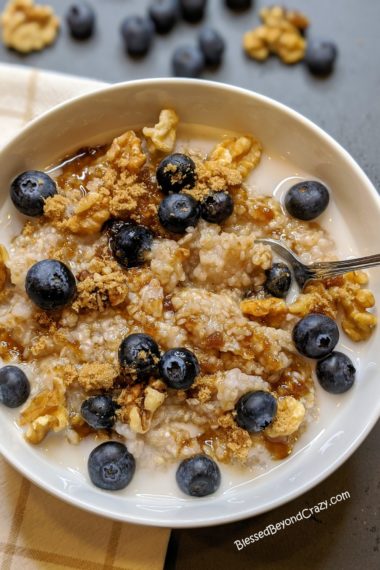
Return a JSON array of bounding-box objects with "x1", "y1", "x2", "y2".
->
[{"x1": 0, "y1": 77, "x2": 379, "y2": 528}]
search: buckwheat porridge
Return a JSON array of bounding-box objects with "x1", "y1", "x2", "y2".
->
[{"x1": 0, "y1": 109, "x2": 376, "y2": 496}]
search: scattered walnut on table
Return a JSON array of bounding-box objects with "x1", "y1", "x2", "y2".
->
[
  {"x1": 143, "y1": 109, "x2": 179, "y2": 154},
  {"x1": 0, "y1": 0, "x2": 59, "y2": 54},
  {"x1": 243, "y1": 5, "x2": 308, "y2": 64}
]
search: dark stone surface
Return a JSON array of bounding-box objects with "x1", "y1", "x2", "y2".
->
[{"x1": 0, "y1": 0, "x2": 379, "y2": 568}]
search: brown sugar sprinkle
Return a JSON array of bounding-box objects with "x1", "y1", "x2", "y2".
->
[{"x1": 197, "y1": 413, "x2": 253, "y2": 463}]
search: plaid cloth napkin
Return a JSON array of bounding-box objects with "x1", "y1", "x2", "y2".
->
[{"x1": 0, "y1": 62, "x2": 170, "y2": 570}]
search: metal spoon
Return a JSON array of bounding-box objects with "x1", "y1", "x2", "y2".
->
[{"x1": 256, "y1": 238, "x2": 380, "y2": 289}]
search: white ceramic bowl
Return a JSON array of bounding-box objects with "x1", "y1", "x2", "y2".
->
[{"x1": 0, "y1": 79, "x2": 379, "y2": 528}]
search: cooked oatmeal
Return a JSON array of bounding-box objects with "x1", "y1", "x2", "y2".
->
[{"x1": 0, "y1": 110, "x2": 376, "y2": 478}]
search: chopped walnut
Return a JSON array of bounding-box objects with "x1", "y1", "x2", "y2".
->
[
  {"x1": 265, "y1": 396, "x2": 305, "y2": 438},
  {"x1": 243, "y1": 5, "x2": 308, "y2": 64},
  {"x1": 1, "y1": 0, "x2": 59, "y2": 54},
  {"x1": 105, "y1": 130, "x2": 146, "y2": 173},
  {"x1": 290, "y1": 272, "x2": 377, "y2": 341},
  {"x1": 241, "y1": 297, "x2": 288, "y2": 327},
  {"x1": 77, "y1": 362, "x2": 117, "y2": 391},
  {"x1": 0, "y1": 245, "x2": 9, "y2": 291},
  {"x1": 207, "y1": 412, "x2": 253, "y2": 462},
  {"x1": 143, "y1": 109, "x2": 179, "y2": 153},
  {"x1": 208, "y1": 135, "x2": 262, "y2": 178},
  {"x1": 117, "y1": 380, "x2": 167, "y2": 434},
  {"x1": 63, "y1": 188, "x2": 111, "y2": 235},
  {"x1": 72, "y1": 257, "x2": 129, "y2": 312},
  {"x1": 19, "y1": 378, "x2": 68, "y2": 444}
]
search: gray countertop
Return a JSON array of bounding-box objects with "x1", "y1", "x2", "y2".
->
[{"x1": 0, "y1": 0, "x2": 379, "y2": 568}]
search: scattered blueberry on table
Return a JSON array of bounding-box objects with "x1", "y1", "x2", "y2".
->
[
  {"x1": 25, "y1": 259, "x2": 77, "y2": 311},
  {"x1": 0, "y1": 366, "x2": 30, "y2": 408},
  {"x1": 81, "y1": 395, "x2": 118, "y2": 429},
  {"x1": 316, "y1": 351, "x2": 356, "y2": 394},
  {"x1": 158, "y1": 193, "x2": 201, "y2": 233},
  {"x1": 118, "y1": 333, "x2": 161, "y2": 380},
  {"x1": 284, "y1": 180, "x2": 330, "y2": 221},
  {"x1": 66, "y1": 2, "x2": 96, "y2": 40},
  {"x1": 235, "y1": 390, "x2": 277, "y2": 433},
  {"x1": 305, "y1": 40, "x2": 338, "y2": 76},
  {"x1": 149, "y1": 0, "x2": 178, "y2": 34},
  {"x1": 198, "y1": 27, "x2": 225, "y2": 66},
  {"x1": 179, "y1": 0, "x2": 207, "y2": 23},
  {"x1": 293, "y1": 313, "x2": 340, "y2": 359},
  {"x1": 172, "y1": 44, "x2": 205, "y2": 77},
  {"x1": 176, "y1": 454, "x2": 221, "y2": 497},
  {"x1": 88, "y1": 441, "x2": 136, "y2": 490},
  {"x1": 109, "y1": 221, "x2": 153, "y2": 268},
  {"x1": 156, "y1": 153, "x2": 197, "y2": 193},
  {"x1": 264, "y1": 262, "x2": 292, "y2": 298},
  {"x1": 200, "y1": 191, "x2": 234, "y2": 223},
  {"x1": 225, "y1": 0, "x2": 253, "y2": 11},
  {"x1": 120, "y1": 15, "x2": 155, "y2": 56},
  {"x1": 160, "y1": 348, "x2": 200, "y2": 389},
  {"x1": 10, "y1": 170, "x2": 57, "y2": 217}
]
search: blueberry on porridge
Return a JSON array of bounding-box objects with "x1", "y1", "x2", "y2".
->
[{"x1": 0, "y1": 109, "x2": 377, "y2": 496}]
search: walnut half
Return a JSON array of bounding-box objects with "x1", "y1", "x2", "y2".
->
[{"x1": 1, "y1": 0, "x2": 60, "y2": 54}]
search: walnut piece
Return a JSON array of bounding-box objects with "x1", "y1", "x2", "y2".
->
[
  {"x1": 290, "y1": 272, "x2": 377, "y2": 341},
  {"x1": 265, "y1": 396, "x2": 305, "y2": 438},
  {"x1": 208, "y1": 135, "x2": 262, "y2": 178},
  {"x1": 63, "y1": 188, "x2": 111, "y2": 235},
  {"x1": 1, "y1": 0, "x2": 59, "y2": 54},
  {"x1": 143, "y1": 109, "x2": 179, "y2": 153},
  {"x1": 77, "y1": 362, "x2": 117, "y2": 391},
  {"x1": 72, "y1": 257, "x2": 129, "y2": 312},
  {"x1": 241, "y1": 297, "x2": 287, "y2": 327},
  {"x1": 243, "y1": 5, "x2": 308, "y2": 64},
  {"x1": 19, "y1": 378, "x2": 68, "y2": 444},
  {"x1": 105, "y1": 130, "x2": 146, "y2": 173},
  {"x1": 117, "y1": 380, "x2": 167, "y2": 434}
]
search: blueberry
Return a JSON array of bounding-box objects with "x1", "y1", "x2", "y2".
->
[
  {"x1": 179, "y1": 0, "x2": 207, "y2": 23},
  {"x1": 119, "y1": 333, "x2": 160, "y2": 380},
  {"x1": 172, "y1": 45, "x2": 205, "y2": 78},
  {"x1": 200, "y1": 191, "x2": 234, "y2": 224},
  {"x1": 10, "y1": 170, "x2": 57, "y2": 217},
  {"x1": 225, "y1": 0, "x2": 252, "y2": 10},
  {"x1": 158, "y1": 193, "x2": 201, "y2": 233},
  {"x1": 25, "y1": 259, "x2": 76, "y2": 311},
  {"x1": 160, "y1": 348, "x2": 200, "y2": 390},
  {"x1": 235, "y1": 391, "x2": 277, "y2": 433},
  {"x1": 149, "y1": 0, "x2": 178, "y2": 34},
  {"x1": 176, "y1": 454, "x2": 221, "y2": 497},
  {"x1": 0, "y1": 366, "x2": 30, "y2": 408},
  {"x1": 293, "y1": 313, "x2": 339, "y2": 359},
  {"x1": 88, "y1": 441, "x2": 135, "y2": 491},
  {"x1": 66, "y1": 2, "x2": 95, "y2": 39},
  {"x1": 316, "y1": 351, "x2": 356, "y2": 394},
  {"x1": 305, "y1": 40, "x2": 338, "y2": 76},
  {"x1": 156, "y1": 153, "x2": 197, "y2": 194},
  {"x1": 110, "y1": 222, "x2": 153, "y2": 268},
  {"x1": 284, "y1": 180, "x2": 329, "y2": 221},
  {"x1": 81, "y1": 395, "x2": 117, "y2": 430},
  {"x1": 121, "y1": 16, "x2": 154, "y2": 56},
  {"x1": 264, "y1": 262, "x2": 291, "y2": 298},
  {"x1": 198, "y1": 27, "x2": 225, "y2": 66}
]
